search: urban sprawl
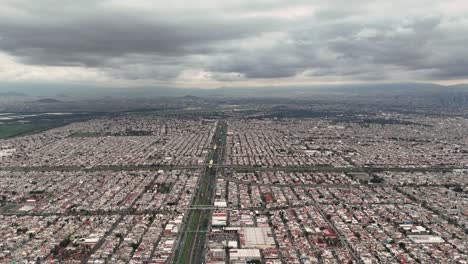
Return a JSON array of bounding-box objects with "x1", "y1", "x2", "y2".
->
[{"x1": 1, "y1": 114, "x2": 467, "y2": 263}]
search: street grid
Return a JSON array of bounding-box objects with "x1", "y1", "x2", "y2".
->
[{"x1": 1, "y1": 116, "x2": 467, "y2": 263}]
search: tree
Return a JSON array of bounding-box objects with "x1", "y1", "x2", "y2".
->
[
  {"x1": 130, "y1": 242, "x2": 139, "y2": 250},
  {"x1": 398, "y1": 242, "x2": 406, "y2": 249}
]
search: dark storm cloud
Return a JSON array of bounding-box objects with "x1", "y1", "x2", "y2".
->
[
  {"x1": 324, "y1": 16, "x2": 468, "y2": 80},
  {"x1": 0, "y1": 15, "x2": 278, "y2": 67},
  {"x1": 0, "y1": 0, "x2": 468, "y2": 84},
  {"x1": 203, "y1": 13, "x2": 468, "y2": 81}
]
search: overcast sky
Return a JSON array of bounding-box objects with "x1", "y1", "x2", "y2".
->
[{"x1": 1, "y1": 0, "x2": 468, "y2": 88}]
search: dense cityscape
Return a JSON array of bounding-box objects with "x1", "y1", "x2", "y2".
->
[
  {"x1": 0, "y1": 102, "x2": 467, "y2": 264},
  {"x1": 2, "y1": 0, "x2": 468, "y2": 263}
]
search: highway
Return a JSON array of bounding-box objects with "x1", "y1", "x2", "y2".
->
[
  {"x1": 3, "y1": 162, "x2": 464, "y2": 174},
  {"x1": 173, "y1": 120, "x2": 227, "y2": 264}
]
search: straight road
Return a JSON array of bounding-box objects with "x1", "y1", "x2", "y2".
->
[{"x1": 174, "y1": 121, "x2": 227, "y2": 264}]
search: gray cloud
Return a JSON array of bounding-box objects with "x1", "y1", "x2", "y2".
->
[
  {"x1": 0, "y1": 0, "x2": 467, "y2": 85},
  {"x1": 0, "y1": 15, "x2": 278, "y2": 66}
]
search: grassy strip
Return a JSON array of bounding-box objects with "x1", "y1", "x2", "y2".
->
[
  {"x1": 68, "y1": 131, "x2": 100, "y2": 138},
  {"x1": 179, "y1": 210, "x2": 201, "y2": 262},
  {"x1": 0, "y1": 123, "x2": 59, "y2": 139},
  {"x1": 175, "y1": 168, "x2": 211, "y2": 263}
]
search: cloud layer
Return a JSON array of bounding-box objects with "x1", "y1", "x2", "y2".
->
[{"x1": 1, "y1": 0, "x2": 468, "y2": 87}]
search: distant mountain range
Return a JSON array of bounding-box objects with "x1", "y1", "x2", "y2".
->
[
  {"x1": 0, "y1": 82, "x2": 467, "y2": 99},
  {"x1": 0, "y1": 91, "x2": 28, "y2": 97}
]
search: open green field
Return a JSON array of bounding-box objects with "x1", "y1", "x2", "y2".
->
[{"x1": 0, "y1": 123, "x2": 59, "y2": 139}]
